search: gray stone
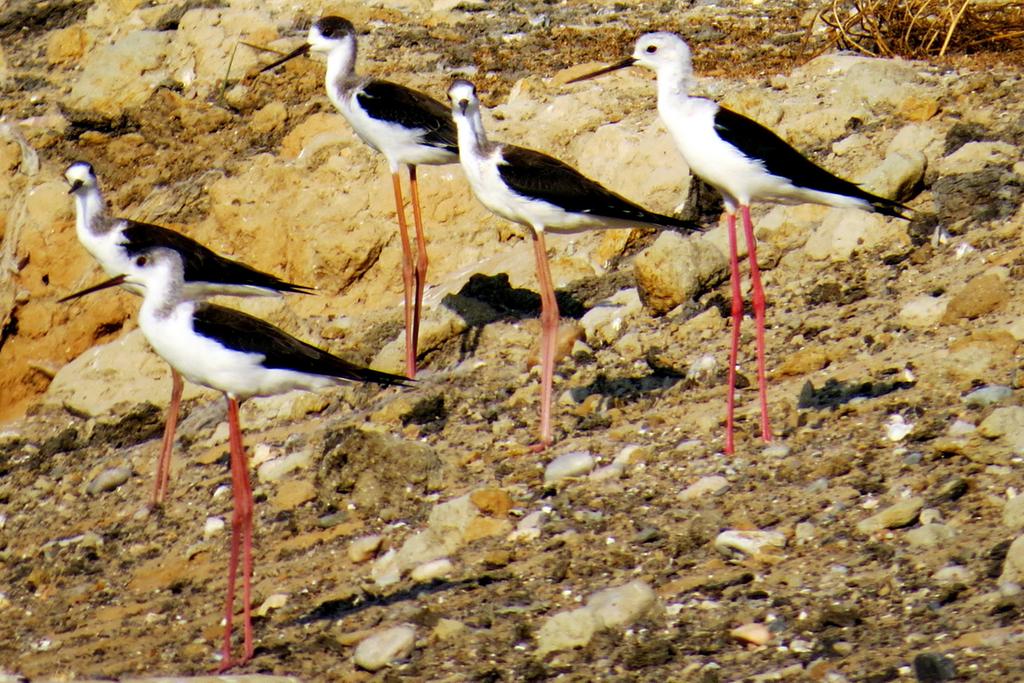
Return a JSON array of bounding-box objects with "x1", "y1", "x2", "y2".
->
[
  {"x1": 905, "y1": 523, "x2": 957, "y2": 548},
  {"x1": 1004, "y1": 495, "x2": 1024, "y2": 531},
  {"x1": 679, "y1": 475, "x2": 729, "y2": 501},
  {"x1": 353, "y1": 625, "x2": 416, "y2": 671},
  {"x1": 585, "y1": 580, "x2": 658, "y2": 629},
  {"x1": 978, "y1": 406, "x2": 1024, "y2": 451},
  {"x1": 85, "y1": 467, "x2": 131, "y2": 495},
  {"x1": 962, "y1": 385, "x2": 1012, "y2": 408},
  {"x1": 859, "y1": 150, "x2": 926, "y2": 202},
  {"x1": 937, "y1": 141, "x2": 1019, "y2": 175},
  {"x1": 535, "y1": 607, "x2": 597, "y2": 656},
  {"x1": 999, "y1": 534, "x2": 1024, "y2": 584}
]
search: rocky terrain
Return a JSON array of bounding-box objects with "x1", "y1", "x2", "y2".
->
[{"x1": 2, "y1": 0, "x2": 1024, "y2": 680}]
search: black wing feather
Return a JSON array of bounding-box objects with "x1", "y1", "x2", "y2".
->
[
  {"x1": 121, "y1": 221, "x2": 313, "y2": 294},
  {"x1": 357, "y1": 80, "x2": 458, "y2": 155},
  {"x1": 498, "y1": 146, "x2": 699, "y2": 231},
  {"x1": 713, "y1": 107, "x2": 909, "y2": 218},
  {"x1": 192, "y1": 304, "x2": 409, "y2": 386}
]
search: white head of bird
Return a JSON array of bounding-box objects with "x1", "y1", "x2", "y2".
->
[
  {"x1": 65, "y1": 161, "x2": 97, "y2": 195},
  {"x1": 307, "y1": 16, "x2": 356, "y2": 54},
  {"x1": 448, "y1": 79, "x2": 478, "y2": 116},
  {"x1": 630, "y1": 33, "x2": 695, "y2": 94}
]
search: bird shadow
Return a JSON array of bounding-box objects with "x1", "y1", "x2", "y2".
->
[
  {"x1": 570, "y1": 370, "x2": 683, "y2": 406},
  {"x1": 292, "y1": 572, "x2": 511, "y2": 626},
  {"x1": 798, "y1": 376, "x2": 915, "y2": 410},
  {"x1": 440, "y1": 272, "x2": 587, "y2": 360}
]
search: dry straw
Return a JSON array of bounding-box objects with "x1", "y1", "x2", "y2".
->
[{"x1": 820, "y1": 0, "x2": 1024, "y2": 57}]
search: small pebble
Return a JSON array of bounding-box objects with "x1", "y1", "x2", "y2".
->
[
  {"x1": 86, "y1": 466, "x2": 131, "y2": 495},
  {"x1": 730, "y1": 622, "x2": 772, "y2": 646},
  {"x1": 544, "y1": 451, "x2": 595, "y2": 484},
  {"x1": 353, "y1": 625, "x2": 416, "y2": 672}
]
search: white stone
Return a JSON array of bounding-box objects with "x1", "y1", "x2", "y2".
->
[
  {"x1": 353, "y1": 625, "x2": 416, "y2": 671},
  {"x1": 544, "y1": 451, "x2": 596, "y2": 484},
  {"x1": 203, "y1": 516, "x2": 225, "y2": 539},
  {"x1": 898, "y1": 295, "x2": 948, "y2": 328},
  {"x1": 257, "y1": 448, "x2": 314, "y2": 483},
  {"x1": 714, "y1": 530, "x2": 786, "y2": 558},
  {"x1": 410, "y1": 558, "x2": 454, "y2": 583}
]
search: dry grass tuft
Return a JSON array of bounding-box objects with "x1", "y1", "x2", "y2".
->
[{"x1": 820, "y1": 0, "x2": 1024, "y2": 58}]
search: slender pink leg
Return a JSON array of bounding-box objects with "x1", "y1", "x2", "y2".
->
[
  {"x1": 408, "y1": 165, "x2": 428, "y2": 372},
  {"x1": 725, "y1": 212, "x2": 742, "y2": 455},
  {"x1": 218, "y1": 396, "x2": 255, "y2": 671},
  {"x1": 390, "y1": 172, "x2": 417, "y2": 379},
  {"x1": 530, "y1": 230, "x2": 559, "y2": 450},
  {"x1": 152, "y1": 368, "x2": 183, "y2": 506},
  {"x1": 741, "y1": 205, "x2": 772, "y2": 443}
]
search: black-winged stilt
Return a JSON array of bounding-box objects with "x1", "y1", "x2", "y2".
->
[
  {"x1": 447, "y1": 78, "x2": 699, "y2": 450},
  {"x1": 64, "y1": 246, "x2": 408, "y2": 670},
  {"x1": 570, "y1": 33, "x2": 909, "y2": 454},
  {"x1": 261, "y1": 16, "x2": 458, "y2": 380},
  {"x1": 63, "y1": 161, "x2": 312, "y2": 506}
]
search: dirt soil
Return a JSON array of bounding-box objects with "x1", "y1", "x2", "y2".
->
[{"x1": 2, "y1": 1, "x2": 1024, "y2": 681}]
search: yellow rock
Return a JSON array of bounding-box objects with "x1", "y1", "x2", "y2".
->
[
  {"x1": 46, "y1": 26, "x2": 90, "y2": 65},
  {"x1": 271, "y1": 479, "x2": 317, "y2": 512}
]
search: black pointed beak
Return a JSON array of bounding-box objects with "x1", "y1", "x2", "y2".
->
[
  {"x1": 58, "y1": 274, "x2": 127, "y2": 303},
  {"x1": 259, "y1": 43, "x2": 311, "y2": 73},
  {"x1": 458, "y1": 99, "x2": 468, "y2": 115},
  {"x1": 68, "y1": 180, "x2": 83, "y2": 194},
  {"x1": 566, "y1": 57, "x2": 637, "y2": 84}
]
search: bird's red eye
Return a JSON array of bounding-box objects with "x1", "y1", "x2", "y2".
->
[{"x1": 135, "y1": 255, "x2": 148, "y2": 267}]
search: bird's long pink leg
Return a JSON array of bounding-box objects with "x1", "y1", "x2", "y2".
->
[
  {"x1": 391, "y1": 172, "x2": 418, "y2": 379},
  {"x1": 741, "y1": 205, "x2": 772, "y2": 443},
  {"x1": 218, "y1": 396, "x2": 255, "y2": 672},
  {"x1": 152, "y1": 368, "x2": 183, "y2": 506},
  {"x1": 408, "y1": 165, "x2": 428, "y2": 372},
  {"x1": 531, "y1": 230, "x2": 559, "y2": 451},
  {"x1": 726, "y1": 211, "x2": 742, "y2": 455}
]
